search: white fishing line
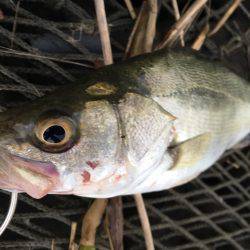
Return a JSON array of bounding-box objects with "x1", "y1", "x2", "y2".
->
[{"x1": 0, "y1": 191, "x2": 18, "y2": 236}]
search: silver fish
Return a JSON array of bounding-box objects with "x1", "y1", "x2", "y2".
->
[{"x1": 0, "y1": 49, "x2": 249, "y2": 199}]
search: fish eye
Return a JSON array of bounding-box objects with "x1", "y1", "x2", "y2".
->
[
  {"x1": 43, "y1": 125, "x2": 65, "y2": 143},
  {"x1": 33, "y1": 116, "x2": 77, "y2": 153}
]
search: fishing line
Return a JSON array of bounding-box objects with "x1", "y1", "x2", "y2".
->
[{"x1": 0, "y1": 191, "x2": 18, "y2": 236}]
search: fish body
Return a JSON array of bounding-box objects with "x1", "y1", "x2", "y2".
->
[{"x1": 0, "y1": 49, "x2": 249, "y2": 199}]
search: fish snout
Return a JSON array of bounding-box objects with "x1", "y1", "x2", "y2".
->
[{"x1": 0, "y1": 150, "x2": 60, "y2": 199}]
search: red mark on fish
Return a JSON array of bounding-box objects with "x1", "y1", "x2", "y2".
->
[
  {"x1": 115, "y1": 175, "x2": 122, "y2": 182},
  {"x1": 86, "y1": 161, "x2": 99, "y2": 169},
  {"x1": 172, "y1": 126, "x2": 176, "y2": 133},
  {"x1": 82, "y1": 170, "x2": 90, "y2": 183}
]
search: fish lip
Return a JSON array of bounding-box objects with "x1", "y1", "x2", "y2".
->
[
  {"x1": 10, "y1": 153, "x2": 59, "y2": 179},
  {"x1": 0, "y1": 151, "x2": 60, "y2": 199}
]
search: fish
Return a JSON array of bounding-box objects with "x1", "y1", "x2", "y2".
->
[{"x1": 0, "y1": 49, "x2": 249, "y2": 199}]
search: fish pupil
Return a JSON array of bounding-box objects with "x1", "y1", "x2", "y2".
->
[{"x1": 43, "y1": 125, "x2": 65, "y2": 143}]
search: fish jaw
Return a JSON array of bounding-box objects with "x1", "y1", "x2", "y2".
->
[{"x1": 0, "y1": 150, "x2": 60, "y2": 199}]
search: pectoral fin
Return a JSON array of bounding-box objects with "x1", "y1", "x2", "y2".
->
[
  {"x1": 127, "y1": 133, "x2": 213, "y2": 195},
  {"x1": 170, "y1": 133, "x2": 212, "y2": 170}
]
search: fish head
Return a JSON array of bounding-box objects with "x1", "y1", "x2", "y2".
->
[
  {"x1": 0, "y1": 84, "x2": 124, "y2": 198},
  {"x1": 0, "y1": 83, "x2": 175, "y2": 199}
]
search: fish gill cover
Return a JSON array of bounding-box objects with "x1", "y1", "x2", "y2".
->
[{"x1": 0, "y1": 0, "x2": 249, "y2": 249}]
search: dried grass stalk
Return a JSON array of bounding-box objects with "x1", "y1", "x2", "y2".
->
[
  {"x1": 94, "y1": 0, "x2": 113, "y2": 65},
  {"x1": 10, "y1": 0, "x2": 20, "y2": 48},
  {"x1": 157, "y1": 0, "x2": 208, "y2": 49},
  {"x1": 126, "y1": 2, "x2": 156, "y2": 248},
  {"x1": 80, "y1": 2, "x2": 116, "y2": 249},
  {"x1": 51, "y1": 239, "x2": 55, "y2": 250},
  {"x1": 192, "y1": 24, "x2": 209, "y2": 50},
  {"x1": 134, "y1": 194, "x2": 155, "y2": 250},
  {"x1": 105, "y1": 197, "x2": 124, "y2": 250},
  {"x1": 124, "y1": 0, "x2": 136, "y2": 19},
  {"x1": 68, "y1": 222, "x2": 78, "y2": 250},
  {"x1": 171, "y1": 0, "x2": 185, "y2": 46},
  {"x1": 125, "y1": 0, "x2": 157, "y2": 58},
  {"x1": 209, "y1": 0, "x2": 241, "y2": 36},
  {"x1": 80, "y1": 199, "x2": 108, "y2": 247}
]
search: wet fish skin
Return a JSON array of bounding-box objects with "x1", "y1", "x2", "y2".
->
[{"x1": 0, "y1": 49, "x2": 249, "y2": 198}]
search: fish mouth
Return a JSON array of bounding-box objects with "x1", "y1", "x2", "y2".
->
[{"x1": 0, "y1": 150, "x2": 60, "y2": 199}]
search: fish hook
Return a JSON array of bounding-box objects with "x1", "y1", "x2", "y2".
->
[{"x1": 0, "y1": 191, "x2": 18, "y2": 236}]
